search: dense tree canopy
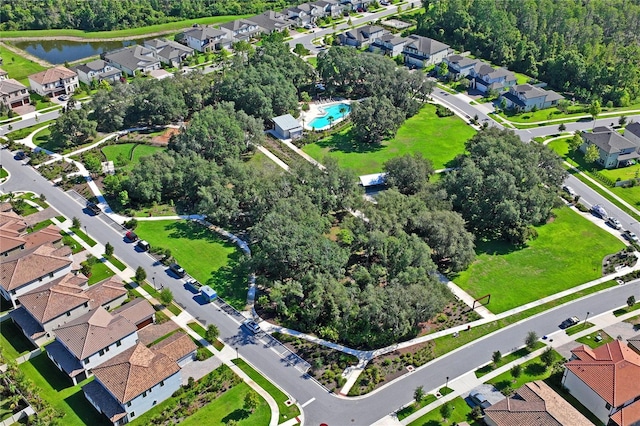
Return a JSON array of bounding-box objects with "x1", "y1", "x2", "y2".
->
[
  {"x1": 48, "y1": 106, "x2": 97, "y2": 148},
  {"x1": 441, "y1": 127, "x2": 566, "y2": 244},
  {"x1": 0, "y1": 0, "x2": 300, "y2": 31},
  {"x1": 418, "y1": 0, "x2": 640, "y2": 104}
]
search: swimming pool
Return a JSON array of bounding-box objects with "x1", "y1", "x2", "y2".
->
[{"x1": 309, "y1": 103, "x2": 351, "y2": 129}]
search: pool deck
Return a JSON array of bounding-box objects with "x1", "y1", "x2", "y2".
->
[{"x1": 301, "y1": 99, "x2": 352, "y2": 131}]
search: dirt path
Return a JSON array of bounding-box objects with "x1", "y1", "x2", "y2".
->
[{"x1": 0, "y1": 41, "x2": 52, "y2": 67}]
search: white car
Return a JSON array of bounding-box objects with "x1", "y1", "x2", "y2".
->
[
  {"x1": 242, "y1": 319, "x2": 261, "y2": 334},
  {"x1": 562, "y1": 185, "x2": 577, "y2": 197},
  {"x1": 624, "y1": 230, "x2": 639, "y2": 243},
  {"x1": 606, "y1": 217, "x2": 622, "y2": 230}
]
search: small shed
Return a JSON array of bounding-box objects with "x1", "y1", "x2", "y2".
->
[
  {"x1": 201, "y1": 285, "x2": 217, "y2": 303},
  {"x1": 359, "y1": 172, "x2": 387, "y2": 188},
  {"x1": 272, "y1": 114, "x2": 303, "y2": 140}
]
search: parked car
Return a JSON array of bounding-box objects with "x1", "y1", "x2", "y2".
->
[
  {"x1": 58, "y1": 94, "x2": 69, "y2": 101},
  {"x1": 125, "y1": 231, "x2": 138, "y2": 242},
  {"x1": 86, "y1": 202, "x2": 101, "y2": 215},
  {"x1": 606, "y1": 217, "x2": 622, "y2": 230},
  {"x1": 15, "y1": 151, "x2": 26, "y2": 160},
  {"x1": 242, "y1": 319, "x2": 261, "y2": 334},
  {"x1": 591, "y1": 204, "x2": 608, "y2": 219},
  {"x1": 136, "y1": 240, "x2": 150, "y2": 251},
  {"x1": 624, "y1": 230, "x2": 639, "y2": 243},
  {"x1": 169, "y1": 263, "x2": 186, "y2": 278},
  {"x1": 560, "y1": 316, "x2": 580, "y2": 329},
  {"x1": 186, "y1": 279, "x2": 201, "y2": 292},
  {"x1": 469, "y1": 390, "x2": 491, "y2": 409},
  {"x1": 562, "y1": 185, "x2": 577, "y2": 197}
]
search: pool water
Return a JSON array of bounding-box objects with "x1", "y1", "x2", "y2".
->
[{"x1": 309, "y1": 103, "x2": 351, "y2": 129}]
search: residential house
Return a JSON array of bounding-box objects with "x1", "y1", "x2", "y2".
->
[
  {"x1": 0, "y1": 222, "x2": 61, "y2": 257},
  {"x1": 0, "y1": 243, "x2": 73, "y2": 308},
  {"x1": 629, "y1": 334, "x2": 640, "y2": 355},
  {"x1": 46, "y1": 306, "x2": 140, "y2": 385},
  {"x1": 579, "y1": 126, "x2": 640, "y2": 169},
  {"x1": 74, "y1": 59, "x2": 123, "y2": 86},
  {"x1": 219, "y1": 19, "x2": 264, "y2": 42},
  {"x1": 28, "y1": 66, "x2": 79, "y2": 97},
  {"x1": 83, "y1": 340, "x2": 195, "y2": 425},
  {"x1": 370, "y1": 34, "x2": 409, "y2": 57},
  {"x1": 402, "y1": 35, "x2": 450, "y2": 69},
  {"x1": 484, "y1": 380, "x2": 591, "y2": 426},
  {"x1": 285, "y1": 3, "x2": 325, "y2": 27},
  {"x1": 500, "y1": 83, "x2": 564, "y2": 112},
  {"x1": 246, "y1": 11, "x2": 293, "y2": 34},
  {"x1": 272, "y1": 114, "x2": 303, "y2": 139},
  {"x1": 104, "y1": 46, "x2": 161, "y2": 77},
  {"x1": 342, "y1": 0, "x2": 374, "y2": 11},
  {"x1": 312, "y1": 0, "x2": 344, "y2": 18},
  {"x1": 469, "y1": 62, "x2": 516, "y2": 93},
  {"x1": 111, "y1": 297, "x2": 155, "y2": 330},
  {"x1": 10, "y1": 274, "x2": 127, "y2": 346},
  {"x1": 443, "y1": 54, "x2": 480, "y2": 79},
  {"x1": 624, "y1": 122, "x2": 640, "y2": 146},
  {"x1": 562, "y1": 340, "x2": 640, "y2": 426},
  {"x1": 0, "y1": 68, "x2": 30, "y2": 109},
  {"x1": 151, "y1": 332, "x2": 197, "y2": 367},
  {"x1": 182, "y1": 26, "x2": 232, "y2": 52},
  {"x1": 338, "y1": 25, "x2": 385, "y2": 48},
  {"x1": 143, "y1": 39, "x2": 194, "y2": 68}
]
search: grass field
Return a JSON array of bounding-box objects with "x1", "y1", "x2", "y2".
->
[
  {"x1": 5, "y1": 122, "x2": 50, "y2": 140},
  {"x1": 0, "y1": 320, "x2": 36, "y2": 360},
  {"x1": 0, "y1": 15, "x2": 249, "y2": 40},
  {"x1": 0, "y1": 45, "x2": 46, "y2": 85},
  {"x1": 87, "y1": 261, "x2": 115, "y2": 285},
  {"x1": 454, "y1": 207, "x2": 624, "y2": 313},
  {"x1": 101, "y1": 143, "x2": 164, "y2": 171},
  {"x1": 134, "y1": 220, "x2": 248, "y2": 308},
  {"x1": 21, "y1": 354, "x2": 110, "y2": 426},
  {"x1": 575, "y1": 330, "x2": 614, "y2": 348},
  {"x1": 0, "y1": 167, "x2": 7, "y2": 179},
  {"x1": 407, "y1": 396, "x2": 479, "y2": 426},
  {"x1": 232, "y1": 358, "x2": 300, "y2": 423},
  {"x1": 488, "y1": 351, "x2": 563, "y2": 394},
  {"x1": 302, "y1": 104, "x2": 476, "y2": 175},
  {"x1": 475, "y1": 341, "x2": 546, "y2": 377}
]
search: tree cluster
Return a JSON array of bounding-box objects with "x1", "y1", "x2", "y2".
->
[
  {"x1": 418, "y1": 0, "x2": 640, "y2": 105},
  {"x1": 48, "y1": 106, "x2": 97, "y2": 148},
  {"x1": 0, "y1": 0, "x2": 300, "y2": 31},
  {"x1": 318, "y1": 47, "x2": 434, "y2": 144},
  {"x1": 442, "y1": 127, "x2": 566, "y2": 245}
]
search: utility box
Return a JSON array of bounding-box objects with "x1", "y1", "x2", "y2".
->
[{"x1": 201, "y1": 285, "x2": 217, "y2": 303}]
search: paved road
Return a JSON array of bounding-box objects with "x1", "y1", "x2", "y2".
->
[{"x1": 3, "y1": 146, "x2": 640, "y2": 425}]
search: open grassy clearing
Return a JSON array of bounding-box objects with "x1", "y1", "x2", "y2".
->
[
  {"x1": 87, "y1": 261, "x2": 115, "y2": 285},
  {"x1": 407, "y1": 395, "x2": 479, "y2": 426},
  {"x1": 0, "y1": 15, "x2": 249, "y2": 40},
  {"x1": 302, "y1": 104, "x2": 475, "y2": 175},
  {"x1": 134, "y1": 220, "x2": 248, "y2": 308},
  {"x1": 5, "y1": 122, "x2": 50, "y2": 140},
  {"x1": 0, "y1": 320, "x2": 36, "y2": 360},
  {"x1": 454, "y1": 207, "x2": 624, "y2": 313},
  {"x1": 488, "y1": 351, "x2": 563, "y2": 394},
  {"x1": 0, "y1": 45, "x2": 46, "y2": 85},
  {"x1": 475, "y1": 341, "x2": 545, "y2": 377},
  {"x1": 232, "y1": 358, "x2": 300, "y2": 423},
  {"x1": 101, "y1": 143, "x2": 164, "y2": 171},
  {"x1": 21, "y1": 353, "x2": 110, "y2": 426},
  {"x1": 575, "y1": 330, "x2": 614, "y2": 348}
]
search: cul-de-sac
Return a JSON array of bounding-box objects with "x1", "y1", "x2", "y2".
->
[{"x1": 1, "y1": 0, "x2": 639, "y2": 425}]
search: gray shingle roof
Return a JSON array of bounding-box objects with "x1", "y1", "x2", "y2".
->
[
  {"x1": 184, "y1": 27, "x2": 227, "y2": 41},
  {"x1": 405, "y1": 35, "x2": 449, "y2": 55},
  {"x1": 75, "y1": 59, "x2": 109, "y2": 74},
  {"x1": 0, "y1": 78, "x2": 27, "y2": 96},
  {"x1": 104, "y1": 45, "x2": 159, "y2": 72},
  {"x1": 582, "y1": 127, "x2": 639, "y2": 154}
]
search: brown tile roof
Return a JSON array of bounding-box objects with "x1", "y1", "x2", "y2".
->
[
  {"x1": 85, "y1": 276, "x2": 127, "y2": 309},
  {"x1": 566, "y1": 341, "x2": 640, "y2": 406},
  {"x1": 0, "y1": 202, "x2": 13, "y2": 212},
  {"x1": 112, "y1": 298, "x2": 155, "y2": 326},
  {"x1": 17, "y1": 273, "x2": 89, "y2": 323},
  {"x1": 91, "y1": 343, "x2": 180, "y2": 404},
  {"x1": 23, "y1": 224, "x2": 62, "y2": 249},
  {"x1": 610, "y1": 398, "x2": 640, "y2": 426},
  {"x1": 152, "y1": 332, "x2": 197, "y2": 362},
  {"x1": 0, "y1": 243, "x2": 72, "y2": 291},
  {"x1": 55, "y1": 307, "x2": 137, "y2": 360},
  {"x1": 28, "y1": 66, "x2": 77, "y2": 85},
  {"x1": 484, "y1": 381, "x2": 591, "y2": 426},
  {"x1": 0, "y1": 211, "x2": 27, "y2": 233},
  {"x1": 0, "y1": 229, "x2": 25, "y2": 253}
]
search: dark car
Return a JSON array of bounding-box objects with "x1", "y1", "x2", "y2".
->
[
  {"x1": 169, "y1": 263, "x2": 186, "y2": 278},
  {"x1": 15, "y1": 151, "x2": 26, "y2": 160},
  {"x1": 125, "y1": 231, "x2": 138, "y2": 242},
  {"x1": 136, "y1": 240, "x2": 150, "y2": 251},
  {"x1": 87, "y1": 202, "x2": 101, "y2": 215},
  {"x1": 560, "y1": 316, "x2": 580, "y2": 329},
  {"x1": 469, "y1": 390, "x2": 491, "y2": 409}
]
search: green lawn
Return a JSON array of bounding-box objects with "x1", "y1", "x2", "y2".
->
[
  {"x1": 21, "y1": 353, "x2": 111, "y2": 426},
  {"x1": 302, "y1": 104, "x2": 476, "y2": 174},
  {"x1": 232, "y1": 358, "x2": 300, "y2": 423},
  {"x1": 306, "y1": 56, "x2": 318, "y2": 68},
  {"x1": 475, "y1": 341, "x2": 546, "y2": 377},
  {"x1": 407, "y1": 396, "x2": 480, "y2": 426},
  {"x1": 87, "y1": 261, "x2": 115, "y2": 285},
  {"x1": 575, "y1": 330, "x2": 614, "y2": 348},
  {"x1": 101, "y1": 143, "x2": 164, "y2": 172},
  {"x1": 0, "y1": 167, "x2": 7, "y2": 179},
  {"x1": 499, "y1": 105, "x2": 587, "y2": 124},
  {"x1": 105, "y1": 255, "x2": 127, "y2": 271},
  {"x1": 565, "y1": 321, "x2": 595, "y2": 336},
  {"x1": 488, "y1": 351, "x2": 563, "y2": 394},
  {"x1": 613, "y1": 303, "x2": 640, "y2": 316},
  {"x1": 454, "y1": 207, "x2": 624, "y2": 313},
  {"x1": 28, "y1": 219, "x2": 53, "y2": 232},
  {"x1": 0, "y1": 45, "x2": 46, "y2": 85},
  {"x1": 134, "y1": 220, "x2": 248, "y2": 308},
  {"x1": 247, "y1": 150, "x2": 286, "y2": 176},
  {"x1": 0, "y1": 320, "x2": 36, "y2": 360},
  {"x1": 32, "y1": 126, "x2": 53, "y2": 150},
  {"x1": 70, "y1": 226, "x2": 97, "y2": 247},
  {"x1": 5, "y1": 122, "x2": 50, "y2": 140}
]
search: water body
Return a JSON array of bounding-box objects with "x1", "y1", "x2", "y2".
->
[
  {"x1": 12, "y1": 38, "x2": 149, "y2": 64},
  {"x1": 309, "y1": 102, "x2": 351, "y2": 129}
]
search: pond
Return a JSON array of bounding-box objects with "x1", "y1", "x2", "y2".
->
[{"x1": 12, "y1": 38, "x2": 150, "y2": 64}]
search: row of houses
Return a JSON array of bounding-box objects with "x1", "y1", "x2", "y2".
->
[
  {"x1": 483, "y1": 339, "x2": 640, "y2": 426},
  {"x1": 1, "y1": 205, "x2": 197, "y2": 425}
]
